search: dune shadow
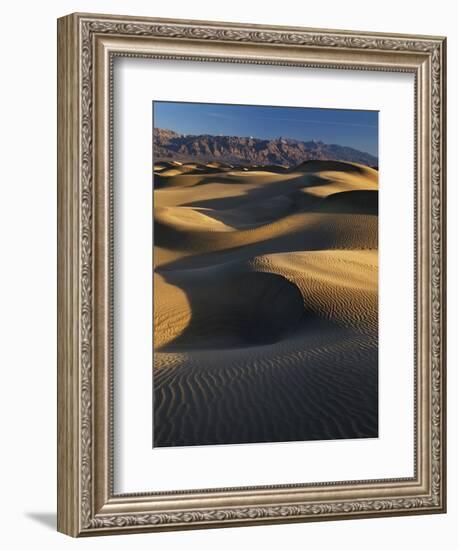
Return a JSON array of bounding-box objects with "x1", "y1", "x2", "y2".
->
[
  {"x1": 317, "y1": 190, "x2": 378, "y2": 215},
  {"x1": 291, "y1": 159, "x2": 372, "y2": 174},
  {"x1": 155, "y1": 208, "x2": 377, "y2": 272},
  {"x1": 157, "y1": 270, "x2": 306, "y2": 351},
  {"x1": 193, "y1": 191, "x2": 323, "y2": 230},
  {"x1": 179, "y1": 173, "x2": 329, "y2": 210},
  {"x1": 201, "y1": 189, "x2": 378, "y2": 230}
]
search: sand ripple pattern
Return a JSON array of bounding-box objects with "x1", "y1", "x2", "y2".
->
[{"x1": 153, "y1": 160, "x2": 379, "y2": 447}]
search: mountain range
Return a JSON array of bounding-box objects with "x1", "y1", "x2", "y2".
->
[{"x1": 153, "y1": 128, "x2": 378, "y2": 168}]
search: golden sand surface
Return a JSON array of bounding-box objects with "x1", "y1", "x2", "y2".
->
[{"x1": 153, "y1": 160, "x2": 378, "y2": 447}]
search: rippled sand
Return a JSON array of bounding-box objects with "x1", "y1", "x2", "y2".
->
[{"x1": 153, "y1": 160, "x2": 378, "y2": 447}]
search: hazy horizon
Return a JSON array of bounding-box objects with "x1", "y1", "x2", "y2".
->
[{"x1": 153, "y1": 101, "x2": 379, "y2": 157}]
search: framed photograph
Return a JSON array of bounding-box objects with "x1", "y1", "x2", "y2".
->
[{"x1": 57, "y1": 13, "x2": 446, "y2": 536}]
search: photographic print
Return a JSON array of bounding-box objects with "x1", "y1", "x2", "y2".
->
[{"x1": 152, "y1": 101, "x2": 379, "y2": 448}]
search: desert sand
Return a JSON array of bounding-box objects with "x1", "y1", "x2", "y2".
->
[{"x1": 153, "y1": 159, "x2": 378, "y2": 447}]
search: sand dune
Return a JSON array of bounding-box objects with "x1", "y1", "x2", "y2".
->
[{"x1": 153, "y1": 160, "x2": 378, "y2": 447}]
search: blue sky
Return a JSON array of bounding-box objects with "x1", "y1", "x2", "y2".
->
[{"x1": 153, "y1": 101, "x2": 379, "y2": 157}]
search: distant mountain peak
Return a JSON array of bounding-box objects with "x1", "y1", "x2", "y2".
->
[{"x1": 153, "y1": 128, "x2": 378, "y2": 168}]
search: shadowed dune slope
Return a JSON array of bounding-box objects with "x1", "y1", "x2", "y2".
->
[
  {"x1": 155, "y1": 268, "x2": 304, "y2": 350},
  {"x1": 317, "y1": 190, "x2": 378, "y2": 215},
  {"x1": 153, "y1": 160, "x2": 379, "y2": 447}
]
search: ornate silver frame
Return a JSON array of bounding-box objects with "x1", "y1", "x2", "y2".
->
[{"x1": 57, "y1": 12, "x2": 446, "y2": 536}]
